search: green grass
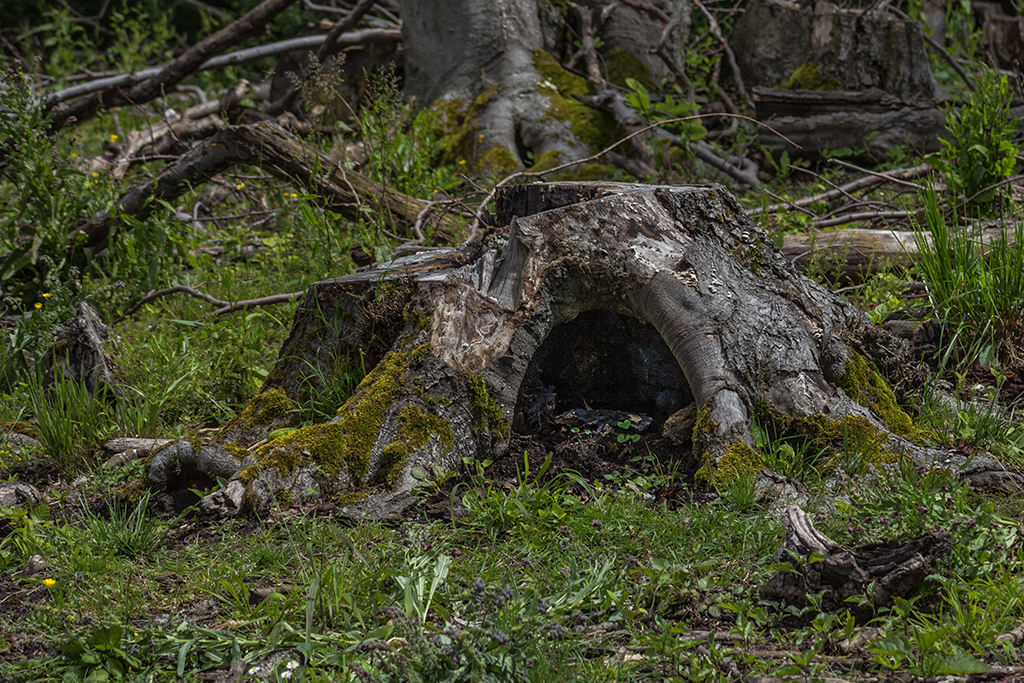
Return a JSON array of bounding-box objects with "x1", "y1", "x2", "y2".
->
[
  {"x1": 3, "y1": 7, "x2": 1024, "y2": 682},
  {"x1": 2, "y1": 458, "x2": 1023, "y2": 681}
]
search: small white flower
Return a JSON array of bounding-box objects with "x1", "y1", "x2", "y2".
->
[
  {"x1": 280, "y1": 671, "x2": 292, "y2": 680},
  {"x1": 286, "y1": 661, "x2": 299, "y2": 670},
  {"x1": 248, "y1": 665, "x2": 261, "y2": 675},
  {"x1": 164, "y1": 108, "x2": 176, "y2": 117}
]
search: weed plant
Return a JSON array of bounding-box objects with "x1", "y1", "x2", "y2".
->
[
  {"x1": 913, "y1": 186, "x2": 1024, "y2": 368},
  {"x1": 926, "y1": 65, "x2": 1019, "y2": 214}
]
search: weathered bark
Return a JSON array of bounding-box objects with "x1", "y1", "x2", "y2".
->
[
  {"x1": 145, "y1": 181, "x2": 1023, "y2": 519},
  {"x1": 397, "y1": 0, "x2": 690, "y2": 170},
  {"x1": 74, "y1": 121, "x2": 461, "y2": 257},
  {"x1": 764, "y1": 504, "x2": 951, "y2": 610}
]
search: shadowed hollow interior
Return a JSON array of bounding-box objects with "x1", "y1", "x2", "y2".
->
[{"x1": 515, "y1": 309, "x2": 694, "y2": 432}]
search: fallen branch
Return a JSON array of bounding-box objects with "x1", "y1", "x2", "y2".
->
[
  {"x1": 750, "y1": 162, "x2": 932, "y2": 216},
  {"x1": 48, "y1": 0, "x2": 297, "y2": 132},
  {"x1": 114, "y1": 285, "x2": 305, "y2": 323},
  {"x1": 111, "y1": 80, "x2": 251, "y2": 180},
  {"x1": 73, "y1": 120, "x2": 462, "y2": 257},
  {"x1": 44, "y1": 28, "x2": 401, "y2": 109}
]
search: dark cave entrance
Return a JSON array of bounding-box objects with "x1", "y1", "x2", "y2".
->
[{"x1": 514, "y1": 309, "x2": 694, "y2": 434}]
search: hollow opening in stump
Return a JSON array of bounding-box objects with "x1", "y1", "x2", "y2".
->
[{"x1": 515, "y1": 309, "x2": 693, "y2": 433}]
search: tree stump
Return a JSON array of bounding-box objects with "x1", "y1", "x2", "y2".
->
[{"x1": 145, "y1": 182, "x2": 1023, "y2": 518}]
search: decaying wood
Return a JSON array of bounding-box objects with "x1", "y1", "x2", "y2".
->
[
  {"x1": 144, "y1": 181, "x2": 1022, "y2": 520},
  {"x1": 103, "y1": 438, "x2": 174, "y2": 455},
  {"x1": 764, "y1": 504, "x2": 951, "y2": 610},
  {"x1": 781, "y1": 222, "x2": 1021, "y2": 280},
  {"x1": 73, "y1": 120, "x2": 461, "y2": 256},
  {"x1": 48, "y1": 0, "x2": 298, "y2": 132},
  {"x1": 45, "y1": 302, "x2": 118, "y2": 399}
]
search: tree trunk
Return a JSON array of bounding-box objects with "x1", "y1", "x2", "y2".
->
[
  {"x1": 396, "y1": 0, "x2": 690, "y2": 171},
  {"x1": 145, "y1": 181, "x2": 1023, "y2": 519}
]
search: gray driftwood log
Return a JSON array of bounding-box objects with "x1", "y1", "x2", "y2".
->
[{"x1": 144, "y1": 182, "x2": 1022, "y2": 519}]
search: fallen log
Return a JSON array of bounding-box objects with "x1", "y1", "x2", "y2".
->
[
  {"x1": 72, "y1": 120, "x2": 462, "y2": 256},
  {"x1": 780, "y1": 222, "x2": 1021, "y2": 280},
  {"x1": 754, "y1": 86, "x2": 1024, "y2": 158},
  {"x1": 142, "y1": 181, "x2": 1023, "y2": 519}
]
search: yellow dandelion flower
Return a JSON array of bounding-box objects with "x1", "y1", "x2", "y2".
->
[
  {"x1": 43, "y1": 578, "x2": 55, "y2": 587},
  {"x1": 110, "y1": 134, "x2": 118, "y2": 142},
  {"x1": 91, "y1": 172, "x2": 99, "y2": 178},
  {"x1": 71, "y1": 152, "x2": 77, "y2": 158},
  {"x1": 236, "y1": 183, "x2": 245, "y2": 190},
  {"x1": 34, "y1": 302, "x2": 42, "y2": 309},
  {"x1": 479, "y1": 134, "x2": 485, "y2": 141},
  {"x1": 43, "y1": 292, "x2": 51, "y2": 298},
  {"x1": 458, "y1": 159, "x2": 466, "y2": 165},
  {"x1": 290, "y1": 193, "x2": 298, "y2": 199}
]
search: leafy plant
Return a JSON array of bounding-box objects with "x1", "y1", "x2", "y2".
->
[
  {"x1": 926, "y1": 66, "x2": 1019, "y2": 213},
  {"x1": 625, "y1": 78, "x2": 706, "y2": 142},
  {"x1": 59, "y1": 623, "x2": 143, "y2": 682}
]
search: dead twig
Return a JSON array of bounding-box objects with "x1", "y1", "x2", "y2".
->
[
  {"x1": 115, "y1": 285, "x2": 305, "y2": 324},
  {"x1": 750, "y1": 162, "x2": 932, "y2": 216}
]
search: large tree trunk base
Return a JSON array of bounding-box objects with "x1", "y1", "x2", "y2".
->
[{"x1": 144, "y1": 182, "x2": 1024, "y2": 519}]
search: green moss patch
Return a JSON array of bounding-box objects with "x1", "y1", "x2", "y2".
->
[
  {"x1": 241, "y1": 388, "x2": 296, "y2": 424},
  {"x1": 603, "y1": 49, "x2": 656, "y2": 91},
  {"x1": 754, "y1": 400, "x2": 897, "y2": 469},
  {"x1": 838, "y1": 351, "x2": 934, "y2": 444},
  {"x1": 249, "y1": 347, "x2": 416, "y2": 484},
  {"x1": 781, "y1": 61, "x2": 840, "y2": 91},
  {"x1": 466, "y1": 374, "x2": 509, "y2": 441},
  {"x1": 376, "y1": 405, "x2": 454, "y2": 487},
  {"x1": 532, "y1": 50, "x2": 623, "y2": 151},
  {"x1": 697, "y1": 439, "x2": 762, "y2": 486},
  {"x1": 692, "y1": 405, "x2": 720, "y2": 442}
]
